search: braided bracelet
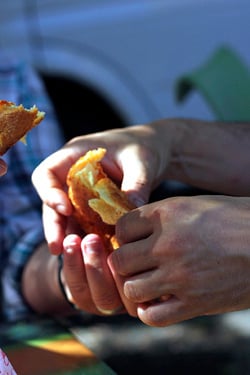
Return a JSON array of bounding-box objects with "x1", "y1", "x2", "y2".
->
[{"x1": 58, "y1": 255, "x2": 78, "y2": 310}]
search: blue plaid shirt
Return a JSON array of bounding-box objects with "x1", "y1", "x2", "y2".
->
[{"x1": 0, "y1": 59, "x2": 64, "y2": 322}]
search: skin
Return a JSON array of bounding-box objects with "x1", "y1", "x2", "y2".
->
[
  {"x1": 109, "y1": 195, "x2": 250, "y2": 325},
  {"x1": 21, "y1": 235, "x2": 124, "y2": 316},
  {"x1": 1, "y1": 152, "x2": 124, "y2": 316},
  {"x1": 29, "y1": 118, "x2": 250, "y2": 324}
]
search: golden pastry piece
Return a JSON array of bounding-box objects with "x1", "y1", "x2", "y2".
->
[
  {"x1": 67, "y1": 148, "x2": 135, "y2": 252},
  {"x1": 0, "y1": 100, "x2": 45, "y2": 155}
]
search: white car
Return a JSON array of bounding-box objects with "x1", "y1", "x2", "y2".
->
[{"x1": 0, "y1": 0, "x2": 250, "y2": 137}]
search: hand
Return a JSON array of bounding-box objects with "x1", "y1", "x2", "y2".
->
[
  {"x1": 108, "y1": 195, "x2": 250, "y2": 326},
  {"x1": 32, "y1": 122, "x2": 174, "y2": 254},
  {"x1": 22, "y1": 234, "x2": 127, "y2": 317},
  {"x1": 61, "y1": 233, "x2": 137, "y2": 316}
]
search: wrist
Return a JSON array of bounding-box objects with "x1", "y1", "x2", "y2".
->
[
  {"x1": 58, "y1": 255, "x2": 78, "y2": 310},
  {"x1": 149, "y1": 118, "x2": 191, "y2": 180},
  {"x1": 22, "y1": 243, "x2": 76, "y2": 316},
  {"x1": 166, "y1": 118, "x2": 193, "y2": 179}
]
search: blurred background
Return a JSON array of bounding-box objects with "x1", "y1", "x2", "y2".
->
[
  {"x1": 1, "y1": 1, "x2": 250, "y2": 374},
  {"x1": 1, "y1": 0, "x2": 250, "y2": 137}
]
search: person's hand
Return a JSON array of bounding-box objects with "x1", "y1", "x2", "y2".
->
[
  {"x1": 61, "y1": 233, "x2": 123, "y2": 315},
  {"x1": 22, "y1": 234, "x2": 137, "y2": 317},
  {"x1": 60, "y1": 233, "x2": 137, "y2": 316},
  {"x1": 0, "y1": 159, "x2": 7, "y2": 176},
  {"x1": 108, "y1": 195, "x2": 250, "y2": 326},
  {"x1": 32, "y1": 122, "x2": 175, "y2": 254}
]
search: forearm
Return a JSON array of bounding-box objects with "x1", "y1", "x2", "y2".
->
[
  {"x1": 159, "y1": 119, "x2": 250, "y2": 195},
  {"x1": 21, "y1": 242, "x2": 73, "y2": 316}
]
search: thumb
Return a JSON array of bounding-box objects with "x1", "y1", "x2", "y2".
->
[{"x1": 119, "y1": 146, "x2": 153, "y2": 207}]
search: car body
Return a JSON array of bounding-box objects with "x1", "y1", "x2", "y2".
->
[{"x1": 1, "y1": 0, "x2": 250, "y2": 127}]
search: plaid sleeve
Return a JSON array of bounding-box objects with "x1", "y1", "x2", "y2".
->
[{"x1": 0, "y1": 61, "x2": 64, "y2": 322}]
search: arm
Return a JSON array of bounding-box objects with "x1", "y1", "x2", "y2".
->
[
  {"x1": 21, "y1": 242, "x2": 71, "y2": 315},
  {"x1": 0, "y1": 62, "x2": 64, "y2": 321},
  {"x1": 166, "y1": 119, "x2": 250, "y2": 195},
  {"x1": 0, "y1": 62, "x2": 125, "y2": 321},
  {"x1": 32, "y1": 118, "x2": 250, "y2": 255}
]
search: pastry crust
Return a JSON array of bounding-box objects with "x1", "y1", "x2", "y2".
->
[
  {"x1": 0, "y1": 100, "x2": 45, "y2": 155},
  {"x1": 67, "y1": 148, "x2": 134, "y2": 251}
]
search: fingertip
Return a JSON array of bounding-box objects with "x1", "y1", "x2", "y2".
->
[
  {"x1": 50, "y1": 190, "x2": 73, "y2": 216},
  {"x1": 63, "y1": 234, "x2": 82, "y2": 249},
  {"x1": 82, "y1": 233, "x2": 102, "y2": 244},
  {"x1": 81, "y1": 233, "x2": 104, "y2": 255}
]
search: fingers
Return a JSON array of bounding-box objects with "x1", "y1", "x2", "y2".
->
[
  {"x1": 32, "y1": 151, "x2": 74, "y2": 254},
  {"x1": 136, "y1": 295, "x2": 203, "y2": 328},
  {"x1": 137, "y1": 297, "x2": 185, "y2": 327},
  {"x1": 62, "y1": 234, "x2": 97, "y2": 313},
  {"x1": 62, "y1": 234, "x2": 124, "y2": 315},
  {"x1": 82, "y1": 234, "x2": 124, "y2": 314},
  {"x1": 42, "y1": 204, "x2": 68, "y2": 255},
  {"x1": 118, "y1": 145, "x2": 154, "y2": 207},
  {"x1": 107, "y1": 254, "x2": 138, "y2": 317},
  {"x1": 122, "y1": 270, "x2": 168, "y2": 303},
  {"x1": 110, "y1": 246, "x2": 171, "y2": 306},
  {"x1": 32, "y1": 150, "x2": 74, "y2": 215},
  {"x1": 115, "y1": 206, "x2": 154, "y2": 245},
  {"x1": 109, "y1": 240, "x2": 157, "y2": 277}
]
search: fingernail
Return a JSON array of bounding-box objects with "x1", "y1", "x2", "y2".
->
[
  {"x1": 83, "y1": 234, "x2": 101, "y2": 254},
  {"x1": 84, "y1": 242, "x2": 97, "y2": 255}
]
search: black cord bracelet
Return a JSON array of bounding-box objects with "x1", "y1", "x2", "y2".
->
[{"x1": 58, "y1": 255, "x2": 77, "y2": 310}]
